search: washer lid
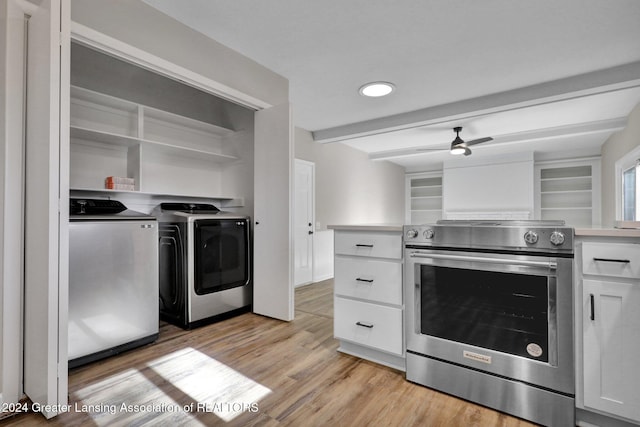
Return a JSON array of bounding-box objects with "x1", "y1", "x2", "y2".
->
[
  {"x1": 158, "y1": 202, "x2": 221, "y2": 214},
  {"x1": 70, "y1": 198, "x2": 128, "y2": 215},
  {"x1": 70, "y1": 198, "x2": 155, "y2": 220}
]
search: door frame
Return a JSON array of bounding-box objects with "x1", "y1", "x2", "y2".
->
[
  {"x1": 19, "y1": 0, "x2": 70, "y2": 417},
  {"x1": 70, "y1": 22, "x2": 294, "y2": 323},
  {"x1": 294, "y1": 159, "x2": 315, "y2": 287},
  {"x1": 10, "y1": 11, "x2": 292, "y2": 414},
  {"x1": 70, "y1": 22, "x2": 270, "y2": 111}
]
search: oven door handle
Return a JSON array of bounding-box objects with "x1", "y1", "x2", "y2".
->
[{"x1": 409, "y1": 252, "x2": 557, "y2": 270}]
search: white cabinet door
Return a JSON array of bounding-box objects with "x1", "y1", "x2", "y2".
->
[
  {"x1": 583, "y1": 279, "x2": 640, "y2": 422},
  {"x1": 23, "y1": 0, "x2": 70, "y2": 417},
  {"x1": 253, "y1": 103, "x2": 293, "y2": 321}
]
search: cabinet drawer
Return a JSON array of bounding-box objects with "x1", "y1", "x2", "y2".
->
[
  {"x1": 334, "y1": 231, "x2": 402, "y2": 259},
  {"x1": 334, "y1": 297, "x2": 402, "y2": 355},
  {"x1": 334, "y1": 257, "x2": 402, "y2": 305},
  {"x1": 582, "y1": 242, "x2": 640, "y2": 279}
]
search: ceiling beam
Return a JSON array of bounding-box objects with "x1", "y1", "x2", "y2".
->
[
  {"x1": 368, "y1": 118, "x2": 628, "y2": 161},
  {"x1": 313, "y1": 61, "x2": 640, "y2": 143}
]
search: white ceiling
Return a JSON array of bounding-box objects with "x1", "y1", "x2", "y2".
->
[{"x1": 143, "y1": 0, "x2": 640, "y2": 171}]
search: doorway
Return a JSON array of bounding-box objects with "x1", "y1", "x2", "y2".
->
[{"x1": 294, "y1": 159, "x2": 315, "y2": 287}]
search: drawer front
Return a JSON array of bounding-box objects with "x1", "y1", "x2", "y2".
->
[
  {"x1": 334, "y1": 297, "x2": 402, "y2": 355},
  {"x1": 334, "y1": 231, "x2": 402, "y2": 259},
  {"x1": 582, "y1": 242, "x2": 640, "y2": 279},
  {"x1": 334, "y1": 257, "x2": 402, "y2": 305}
]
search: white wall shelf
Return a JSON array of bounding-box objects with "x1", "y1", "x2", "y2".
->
[
  {"x1": 535, "y1": 158, "x2": 601, "y2": 227},
  {"x1": 70, "y1": 126, "x2": 238, "y2": 162},
  {"x1": 69, "y1": 187, "x2": 236, "y2": 200},
  {"x1": 405, "y1": 172, "x2": 443, "y2": 224},
  {"x1": 70, "y1": 85, "x2": 242, "y2": 198}
]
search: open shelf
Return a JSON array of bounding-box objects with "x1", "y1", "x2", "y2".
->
[
  {"x1": 536, "y1": 161, "x2": 599, "y2": 227},
  {"x1": 70, "y1": 85, "x2": 241, "y2": 197},
  {"x1": 70, "y1": 187, "x2": 236, "y2": 201},
  {"x1": 407, "y1": 174, "x2": 443, "y2": 224}
]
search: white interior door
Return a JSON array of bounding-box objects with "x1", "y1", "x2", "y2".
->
[
  {"x1": 253, "y1": 103, "x2": 294, "y2": 321},
  {"x1": 294, "y1": 159, "x2": 314, "y2": 286},
  {"x1": 23, "y1": 0, "x2": 69, "y2": 417},
  {"x1": 0, "y1": 0, "x2": 30, "y2": 405}
]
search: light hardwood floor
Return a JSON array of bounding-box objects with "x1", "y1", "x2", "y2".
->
[{"x1": 2, "y1": 280, "x2": 537, "y2": 426}]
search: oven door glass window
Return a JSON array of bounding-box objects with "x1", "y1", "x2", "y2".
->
[
  {"x1": 420, "y1": 265, "x2": 550, "y2": 362},
  {"x1": 194, "y1": 219, "x2": 249, "y2": 294}
]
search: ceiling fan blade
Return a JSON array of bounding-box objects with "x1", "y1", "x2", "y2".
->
[
  {"x1": 463, "y1": 147, "x2": 472, "y2": 156},
  {"x1": 464, "y1": 136, "x2": 493, "y2": 147}
]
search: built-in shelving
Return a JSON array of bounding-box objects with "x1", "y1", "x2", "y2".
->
[
  {"x1": 69, "y1": 187, "x2": 236, "y2": 200},
  {"x1": 535, "y1": 160, "x2": 601, "y2": 227},
  {"x1": 69, "y1": 85, "x2": 241, "y2": 199},
  {"x1": 406, "y1": 173, "x2": 443, "y2": 224}
]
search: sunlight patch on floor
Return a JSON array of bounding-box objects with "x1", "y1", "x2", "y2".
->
[
  {"x1": 73, "y1": 368, "x2": 205, "y2": 426},
  {"x1": 147, "y1": 347, "x2": 272, "y2": 422}
]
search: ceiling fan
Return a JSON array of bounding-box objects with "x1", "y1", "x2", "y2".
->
[{"x1": 419, "y1": 126, "x2": 493, "y2": 156}]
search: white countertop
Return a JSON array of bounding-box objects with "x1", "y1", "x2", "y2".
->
[
  {"x1": 327, "y1": 224, "x2": 404, "y2": 232},
  {"x1": 327, "y1": 224, "x2": 640, "y2": 237},
  {"x1": 575, "y1": 227, "x2": 640, "y2": 238}
]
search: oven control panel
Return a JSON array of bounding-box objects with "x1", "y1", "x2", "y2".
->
[
  {"x1": 404, "y1": 222, "x2": 573, "y2": 253},
  {"x1": 405, "y1": 227, "x2": 434, "y2": 242}
]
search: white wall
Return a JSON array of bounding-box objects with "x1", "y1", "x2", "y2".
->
[
  {"x1": 601, "y1": 102, "x2": 640, "y2": 227},
  {"x1": 295, "y1": 128, "x2": 404, "y2": 283},
  {"x1": 70, "y1": 0, "x2": 288, "y2": 108},
  {"x1": 295, "y1": 128, "x2": 405, "y2": 229}
]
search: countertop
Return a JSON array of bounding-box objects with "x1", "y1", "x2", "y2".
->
[
  {"x1": 327, "y1": 224, "x2": 640, "y2": 237},
  {"x1": 327, "y1": 224, "x2": 404, "y2": 232},
  {"x1": 575, "y1": 227, "x2": 640, "y2": 238}
]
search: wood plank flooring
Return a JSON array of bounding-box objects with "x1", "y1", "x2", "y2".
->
[{"x1": 2, "y1": 280, "x2": 537, "y2": 426}]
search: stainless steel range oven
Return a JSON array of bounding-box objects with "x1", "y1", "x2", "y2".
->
[{"x1": 404, "y1": 220, "x2": 574, "y2": 427}]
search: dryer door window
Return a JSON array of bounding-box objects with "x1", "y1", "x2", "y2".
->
[{"x1": 194, "y1": 219, "x2": 249, "y2": 294}]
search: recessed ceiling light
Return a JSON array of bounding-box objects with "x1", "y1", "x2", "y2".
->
[{"x1": 359, "y1": 81, "x2": 395, "y2": 97}]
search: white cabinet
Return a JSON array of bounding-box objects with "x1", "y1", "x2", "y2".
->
[
  {"x1": 535, "y1": 158, "x2": 601, "y2": 227},
  {"x1": 334, "y1": 230, "x2": 402, "y2": 259},
  {"x1": 334, "y1": 298, "x2": 402, "y2": 355},
  {"x1": 405, "y1": 172, "x2": 442, "y2": 224},
  {"x1": 576, "y1": 238, "x2": 640, "y2": 425},
  {"x1": 332, "y1": 228, "x2": 404, "y2": 371}
]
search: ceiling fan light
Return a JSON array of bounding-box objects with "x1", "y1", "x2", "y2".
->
[
  {"x1": 359, "y1": 81, "x2": 395, "y2": 97},
  {"x1": 450, "y1": 145, "x2": 466, "y2": 155}
]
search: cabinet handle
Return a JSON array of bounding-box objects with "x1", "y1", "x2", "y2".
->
[
  {"x1": 590, "y1": 293, "x2": 595, "y2": 321},
  {"x1": 355, "y1": 278, "x2": 374, "y2": 283},
  {"x1": 356, "y1": 321, "x2": 374, "y2": 329},
  {"x1": 356, "y1": 244, "x2": 374, "y2": 248},
  {"x1": 308, "y1": 231, "x2": 314, "y2": 235},
  {"x1": 593, "y1": 257, "x2": 630, "y2": 263}
]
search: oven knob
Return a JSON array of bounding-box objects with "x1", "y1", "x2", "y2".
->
[
  {"x1": 423, "y1": 228, "x2": 435, "y2": 239},
  {"x1": 550, "y1": 231, "x2": 565, "y2": 246},
  {"x1": 406, "y1": 229, "x2": 418, "y2": 239},
  {"x1": 524, "y1": 230, "x2": 538, "y2": 244}
]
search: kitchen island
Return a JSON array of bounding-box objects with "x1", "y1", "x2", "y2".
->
[{"x1": 328, "y1": 224, "x2": 405, "y2": 370}]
